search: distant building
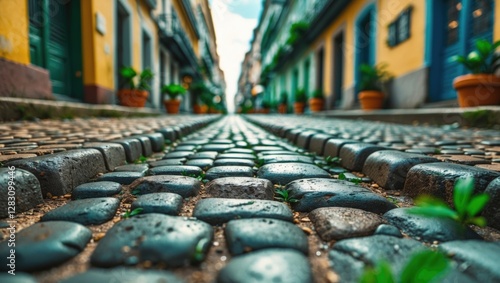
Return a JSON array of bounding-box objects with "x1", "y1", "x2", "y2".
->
[
  {"x1": 0, "y1": 0, "x2": 225, "y2": 112},
  {"x1": 242, "y1": 0, "x2": 500, "y2": 111}
]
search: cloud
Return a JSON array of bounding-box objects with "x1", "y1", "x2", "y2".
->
[{"x1": 211, "y1": 0, "x2": 258, "y2": 113}]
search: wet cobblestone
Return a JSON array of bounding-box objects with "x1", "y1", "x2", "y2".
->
[{"x1": 0, "y1": 115, "x2": 499, "y2": 282}]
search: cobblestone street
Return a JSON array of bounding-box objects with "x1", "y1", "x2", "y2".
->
[{"x1": 1, "y1": 115, "x2": 500, "y2": 282}]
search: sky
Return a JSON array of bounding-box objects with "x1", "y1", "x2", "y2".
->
[{"x1": 209, "y1": 0, "x2": 262, "y2": 113}]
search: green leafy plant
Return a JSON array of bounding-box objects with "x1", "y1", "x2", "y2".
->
[
  {"x1": 279, "y1": 92, "x2": 288, "y2": 104},
  {"x1": 120, "y1": 67, "x2": 154, "y2": 91},
  {"x1": 274, "y1": 188, "x2": 298, "y2": 203},
  {"x1": 286, "y1": 21, "x2": 310, "y2": 46},
  {"x1": 452, "y1": 39, "x2": 500, "y2": 74},
  {"x1": 338, "y1": 173, "x2": 362, "y2": 185},
  {"x1": 261, "y1": 100, "x2": 272, "y2": 109},
  {"x1": 311, "y1": 89, "x2": 324, "y2": 99},
  {"x1": 358, "y1": 63, "x2": 393, "y2": 91},
  {"x1": 294, "y1": 89, "x2": 307, "y2": 103},
  {"x1": 409, "y1": 177, "x2": 489, "y2": 227},
  {"x1": 192, "y1": 238, "x2": 209, "y2": 263},
  {"x1": 161, "y1": 84, "x2": 186, "y2": 100},
  {"x1": 254, "y1": 158, "x2": 265, "y2": 168},
  {"x1": 360, "y1": 250, "x2": 450, "y2": 283},
  {"x1": 122, "y1": 207, "x2": 144, "y2": 219},
  {"x1": 325, "y1": 156, "x2": 341, "y2": 165},
  {"x1": 134, "y1": 155, "x2": 148, "y2": 164},
  {"x1": 182, "y1": 171, "x2": 206, "y2": 182}
]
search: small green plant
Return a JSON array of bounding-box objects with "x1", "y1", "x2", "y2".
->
[
  {"x1": 192, "y1": 238, "x2": 209, "y2": 263},
  {"x1": 409, "y1": 177, "x2": 489, "y2": 227},
  {"x1": 338, "y1": 173, "x2": 362, "y2": 184},
  {"x1": 325, "y1": 156, "x2": 341, "y2": 166},
  {"x1": 311, "y1": 89, "x2": 324, "y2": 99},
  {"x1": 358, "y1": 63, "x2": 393, "y2": 91},
  {"x1": 274, "y1": 188, "x2": 298, "y2": 203},
  {"x1": 134, "y1": 155, "x2": 148, "y2": 164},
  {"x1": 452, "y1": 39, "x2": 500, "y2": 74},
  {"x1": 119, "y1": 67, "x2": 154, "y2": 90},
  {"x1": 279, "y1": 92, "x2": 288, "y2": 104},
  {"x1": 294, "y1": 89, "x2": 307, "y2": 103},
  {"x1": 261, "y1": 100, "x2": 272, "y2": 109},
  {"x1": 360, "y1": 250, "x2": 450, "y2": 283},
  {"x1": 182, "y1": 171, "x2": 206, "y2": 182},
  {"x1": 286, "y1": 21, "x2": 310, "y2": 46},
  {"x1": 161, "y1": 83, "x2": 186, "y2": 100},
  {"x1": 122, "y1": 207, "x2": 143, "y2": 219},
  {"x1": 255, "y1": 158, "x2": 265, "y2": 168}
]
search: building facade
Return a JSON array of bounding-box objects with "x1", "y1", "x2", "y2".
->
[
  {"x1": 244, "y1": 0, "x2": 500, "y2": 111},
  {"x1": 0, "y1": 0, "x2": 225, "y2": 112}
]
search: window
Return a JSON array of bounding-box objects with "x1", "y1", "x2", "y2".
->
[
  {"x1": 471, "y1": 0, "x2": 492, "y2": 36},
  {"x1": 387, "y1": 6, "x2": 412, "y2": 47},
  {"x1": 446, "y1": 0, "x2": 461, "y2": 46}
]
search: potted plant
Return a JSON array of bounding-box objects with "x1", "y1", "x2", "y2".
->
[
  {"x1": 161, "y1": 84, "x2": 186, "y2": 114},
  {"x1": 190, "y1": 82, "x2": 211, "y2": 114},
  {"x1": 452, "y1": 39, "x2": 500, "y2": 107},
  {"x1": 309, "y1": 89, "x2": 324, "y2": 112},
  {"x1": 358, "y1": 63, "x2": 392, "y2": 110},
  {"x1": 294, "y1": 88, "x2": 307, "y2": 114},
  {"x1": 261, "y1": 100, "x2": 271, "y2": 114},
  {"x1": 118, "y1": 67, "x2": 154, "y2": 107},
  {"x1": 278, "y1": 92, "x2": 288, "y2": 114}
]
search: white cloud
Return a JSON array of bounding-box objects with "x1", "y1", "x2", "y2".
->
[{"x1": 211, "y1": 0, "x2": 257, "y2": 113}]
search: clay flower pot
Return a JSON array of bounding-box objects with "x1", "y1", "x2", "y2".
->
[
  {"x1": 309, "y1": 98, "x2": 324, "y2": 112},
  {"x1": 359, "y1": 91, "x2": 384, "y2": 110},
  {"x1": 278, "y1": 104, "x2": 287, "y2": 114},
  {"x1": 163, "y1": 99, "x2": 181, "y2": 114},
  {"x1": 117, "y1": 89, "x2": 149, "y2": 107},
  {"x1": 193, "y1": 104, "x2": 208, "y2": 114},
  {"x1": 294, "y1": 102, "x2": 306, "y2": 114},
  {"x1": 453, "y1": 74, "x2": 500, "y2": 107}
]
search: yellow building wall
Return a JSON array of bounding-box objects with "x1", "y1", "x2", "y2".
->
[
  {"x1": 311, "y1": 0, "x2": 370, "y2": 98},
  {"x1": 82, "y1": 0, "x2": 160, "y2": 91},
  {"x1": 377, "y1": 0, "x2": 425, "y2": 76},
  {"x1": 81, "y1": 0, "x2": 114, "y2": 89},
  {"x1": 313, "y1": 0, "x2": 427, "y2": 98},
  {"x1": 172, "y1": 0, "x2": 200, "y2": 56},
  {"x1": 495, "y1": 0, "x2": 500, "y2": 40},
  {"x1": 0, "y1": 0, "x2": 30, "y2": 64}
]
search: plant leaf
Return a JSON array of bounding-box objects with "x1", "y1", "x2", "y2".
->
[
  {"x1": 360, "y1": 261, "x2": 395, "y2": 283},
  {"x1": 407, "y1": 206, "x2": 458, "y2": 219},
  {"x1": 401, "y1": 250, "x2": 450, "y2": 283},
  {"x1": 454, "y1": 177, "x2": 475, "y2": 216},
  {"x1": 467, "y1": 216, "x2": 487, "y2": 227},
  {"x1": 414, "y1": 195, "x2": 449, "y2": 207},
  {"x1": 466, "y1": 193, "x2": 490, "y2": 217},
  {"x1": 476, "y1": 39, "x2": 492, "y2": 57}
]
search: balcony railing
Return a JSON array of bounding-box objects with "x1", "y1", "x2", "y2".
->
[{"x1": 157, "y1": 12, "x2": 198, "y2": 72}]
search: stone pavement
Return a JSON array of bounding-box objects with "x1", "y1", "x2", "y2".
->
[{"x1": 0, "y1": 115, "x2": 499, "y2": 282}]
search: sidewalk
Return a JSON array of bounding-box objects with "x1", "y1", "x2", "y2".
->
[{"x1": 314, "y1": 106, "x2": 500, "y2": 128}]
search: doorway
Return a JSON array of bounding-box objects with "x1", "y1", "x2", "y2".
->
[
  {"x1": 333, "y1": 31, "x2": 345, "y2": 108},
  {"x1": 116, "y1": 1, "x2": 132, "y2": 91}
]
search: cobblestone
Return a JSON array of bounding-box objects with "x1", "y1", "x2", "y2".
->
[{"x1": 1, "y1": 115, "x2": 499, "y2": 282}]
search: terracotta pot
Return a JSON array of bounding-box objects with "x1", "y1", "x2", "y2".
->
[
  {"x1": 163, "y1": 99, "x2": 181, "y2": 114},
  {"x1": 117, "y1": 89, "x2": 148, "y2": 107},
  {"x1": 278, "y1": 104, "x2": 287, "y2": 114},
  {"x1": 260, "y1": 108, "x2": 270, "y2": 114},
  {"x1": 309, "y1": 98, "x2": 324, "y2": 112},
  {"x1": 193, "y1": 104, "x2": 208, "y2": 114},
  {"x1": 453, "y1": 74, "x2": 500, "y2": 107},
  {"x1": 294, "y1": 102, "x2": 306, "y2": 114},
  {"x1": 359, "y1": 90, "x2": 384, "y2": 110}
]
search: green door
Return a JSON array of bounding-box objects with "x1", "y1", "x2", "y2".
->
[
  {"x1": 28, "y1": 0, "x2": 82, "y2": 99},
  {"x1": 48, "y1": 0, "x2": 71, "y2": 96}
]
